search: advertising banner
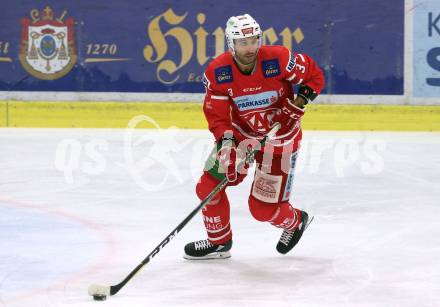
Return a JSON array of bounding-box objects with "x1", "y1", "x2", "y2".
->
[
  {"x1": 413, "y1": 0, "x2": 440, "y2": 98},
  {"x1": 0, "y1": 1, "x2": 403, "y2": 95}
]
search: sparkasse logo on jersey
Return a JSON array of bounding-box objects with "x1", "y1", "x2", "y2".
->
[{"x1": 233, "y1": 91, "x2": 278, "y2": 111}]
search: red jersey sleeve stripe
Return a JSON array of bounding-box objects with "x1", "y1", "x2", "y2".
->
[{"x1": 211, "y1": 95, "x2": 229, "y2": 100}]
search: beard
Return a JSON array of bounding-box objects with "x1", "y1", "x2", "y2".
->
[{"x1": 235, "y1": 52, "x2": 257, "y2": 66}]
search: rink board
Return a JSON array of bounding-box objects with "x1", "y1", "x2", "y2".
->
[{"x1": 0, "y1": 101, "x2": 439, "y2": 131}]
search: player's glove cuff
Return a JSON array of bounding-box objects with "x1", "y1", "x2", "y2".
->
[{"x1": 297, "y1": 85, "x2": 318, "y2": 105}]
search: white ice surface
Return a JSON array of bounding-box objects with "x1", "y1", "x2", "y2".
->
[{"x1": 0, "y1": 128, "x2": 439, "y2": 307}]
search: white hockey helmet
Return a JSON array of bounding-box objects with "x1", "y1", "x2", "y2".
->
[{"x1": 225, "y1": 14, "x2": 262, "y2": 54}]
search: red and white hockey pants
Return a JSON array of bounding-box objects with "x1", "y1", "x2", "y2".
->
[{"x1": 195, "y1": 149, "x2": 303, "y2": 245}]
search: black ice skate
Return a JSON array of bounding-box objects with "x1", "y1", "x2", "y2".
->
[
  {"x1": 276, "y1": 211, "x2": 310, "y2": 254},
  {"x1": 184, "y1": 239, "x2": 232, "y2": 260}
]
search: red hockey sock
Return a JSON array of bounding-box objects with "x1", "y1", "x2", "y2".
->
[
  {"x1": 269, "y1": 202, "x2": 302, "y2": 231},
  {"x1": 196, "y1": 172, "x2": 232, "y2": 245},
  {"x1": 202, "y1": 195, "x2": 232, "y2": 244}
]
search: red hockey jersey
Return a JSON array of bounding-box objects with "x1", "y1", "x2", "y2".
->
[{"x1": 202, "y1": 45, "x2": 325, "y2": 152}]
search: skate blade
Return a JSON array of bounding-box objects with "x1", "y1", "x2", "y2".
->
[
  {"x1": 304, "y1": 215, "x2": 314, "y2": 230},
  {"x1": 183, "y1": 251, "x2": 231, "y2": 260}
]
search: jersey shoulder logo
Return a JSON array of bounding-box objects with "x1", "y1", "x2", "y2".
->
[
  {"x1": 214, "y1": 65, "x2": 233, "y2": 84},
  {"x1": 262, "y1": 59, "x2": 280, "y2": 78}
]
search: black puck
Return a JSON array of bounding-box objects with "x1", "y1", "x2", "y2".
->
[{"x1": 93, "y1": 295, "x2": 107, "y2": 301}]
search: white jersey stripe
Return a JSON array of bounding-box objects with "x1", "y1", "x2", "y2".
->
[
  {"x1": 211, "y1": 95, "x2": 229, "y2": 100},
  {"x1": 287, "y1": 73, "x2": 297, "y2": 81}
]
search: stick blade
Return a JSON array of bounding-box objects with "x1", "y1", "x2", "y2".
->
[{"x1": 88, "y1": 284, "x2": 111, "y2": 297}]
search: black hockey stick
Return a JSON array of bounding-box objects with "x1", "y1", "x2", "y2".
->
[{"x1": 88, "y1": 123, "x2": 281, "y2": 299}]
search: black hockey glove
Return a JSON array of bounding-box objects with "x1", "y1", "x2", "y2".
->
[{"x1": 297, "y1": 85, "x2": 318, "y2": 105}]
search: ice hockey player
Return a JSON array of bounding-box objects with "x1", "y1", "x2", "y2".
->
[{"x1": 184, "y1": 14, "x2": 325, "y2": 259}]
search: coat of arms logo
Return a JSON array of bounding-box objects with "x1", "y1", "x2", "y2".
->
[{"x1": 19, "y1": 6, "x2": 77, "y2": 80}]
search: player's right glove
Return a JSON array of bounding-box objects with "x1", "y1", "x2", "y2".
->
[
  {"x1": 281, "y1": 97, "x2": 305, "y2": 121},
  {"x1": 297, "y1": 84, "x2": 318, "y2": 104}
]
